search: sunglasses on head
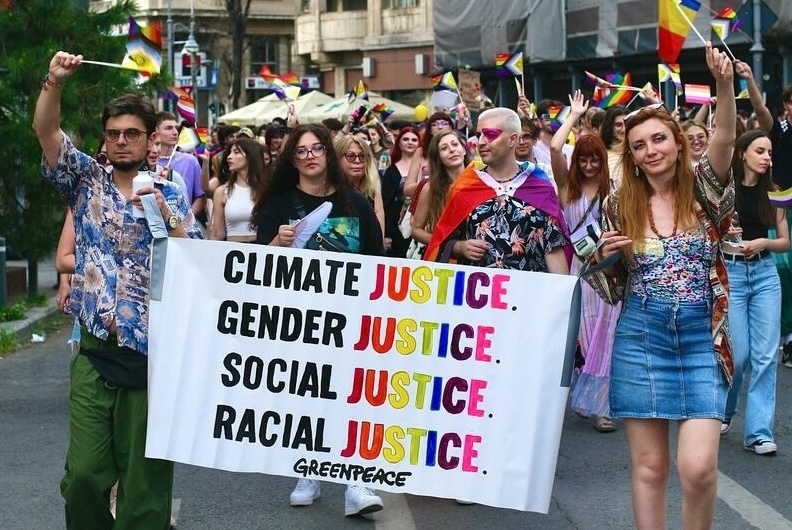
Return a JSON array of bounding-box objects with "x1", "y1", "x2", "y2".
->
[
  {"x1": 624, "y1": 103, "x2": 669, "y2": 123},
  {"x1": 478, "y1": 128, "x2": 504, "y2": 142}
]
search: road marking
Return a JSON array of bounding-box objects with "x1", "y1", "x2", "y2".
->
[
  {"x1": 374, "y1": 492, "x2": 417, "y2": 530},
  {"x1": 718, "y1": 471, "x2": 792, "y2": 530}
]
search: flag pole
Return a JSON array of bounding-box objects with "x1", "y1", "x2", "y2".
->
[
  {"x1": 81, "y1": 59, "x2": 129, "y2": 69},
  {"x1": 672, "y1": 0, "x2": 736, "y2": 61}
]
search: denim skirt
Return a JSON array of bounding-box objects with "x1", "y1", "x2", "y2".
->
[{"x1": 610, "y1": 294, "x2": 728, "y2": 420}]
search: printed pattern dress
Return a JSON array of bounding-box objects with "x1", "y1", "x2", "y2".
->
[{"x1": 566, "y1": 193, "x2": 622, "y2": 417}]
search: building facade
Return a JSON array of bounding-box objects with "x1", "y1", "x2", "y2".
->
[
  {"x1": 89, "y1": 0, "x2": 296, "y2": 125},
  {"x1": 294, "y1": 0, "x2": 434, "y2": 105}
]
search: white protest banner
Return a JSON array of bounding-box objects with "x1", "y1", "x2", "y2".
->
[{"x1": 146, "y1": 239, "x2": 579, "y2": 513}]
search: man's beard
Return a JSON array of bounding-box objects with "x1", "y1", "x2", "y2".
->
[{"x1": 111, "y1": 157, "x2": 146, "y2": 172}]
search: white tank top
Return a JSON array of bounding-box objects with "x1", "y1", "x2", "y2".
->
[{"x1": 224, "y1": 184, "x2": 256, "y2": 237}]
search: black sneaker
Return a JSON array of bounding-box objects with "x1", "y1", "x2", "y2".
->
[{"x1": 782, "y1": 342, "x2": 792, "y2": 368}]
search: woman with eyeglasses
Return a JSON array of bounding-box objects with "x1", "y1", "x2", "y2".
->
[
  {"x1": 252, "y1": 123, "x2": 384, "y2": 516},
  {"x1": 719, "y1": 130, "x2": 788, "y2": 454},
  {"x1": 403, "y1": 112, "x2": 452, "y2": 198},
  {"x1": 336, "y1": 134, "x2": 385, "y2": 236},
  {"x1": 550, "y1": 90, "x2": 620, "y2": 433},
  {"x1": 681, "y1": 120, "x2": 710, "y2": 168},
  {"x1": 589, "y1": 44, "x2": 737, "y2": 529},
  {"x1": 210, "y1": 138, "x2": 266, "y2": 242},
  {"x1": 254, "y1": 123, "x2": 383, "y2": 255}
]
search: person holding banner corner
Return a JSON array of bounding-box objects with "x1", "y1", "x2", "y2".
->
[
  {"x1": 34, "y1": 51, "x2": 203, "y2": 530},
  {"x1": 587, "y1": 43, "x2": 736, "y2": 529}
]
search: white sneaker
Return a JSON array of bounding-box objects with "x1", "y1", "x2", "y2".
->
[
  {"x1": 344, "y1": 485, "x2": 383, "y2": 516},
  {"x1": 290, "y1": 479, "x2": 320, "y2": 506},
  {"x1": 744, "y1": 440, "x2": 778, "y2": 455}
]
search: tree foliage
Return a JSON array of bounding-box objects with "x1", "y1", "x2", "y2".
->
[{"x1": 0, "y1": 0, "x2": 169, "y2": 270}]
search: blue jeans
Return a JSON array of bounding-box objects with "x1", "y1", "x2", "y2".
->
[{"x1": 725, "y1": 255, "x2": 781, "y2": 445}]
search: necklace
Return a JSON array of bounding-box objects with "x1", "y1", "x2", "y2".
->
[
  {"x1": 493, "y1": 175, "x2": 517, "y2": 184},
  {"x1": 647, "y1": 203, "x2": 677, "y2": 238}
]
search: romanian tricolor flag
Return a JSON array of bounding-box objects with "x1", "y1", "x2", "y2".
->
[{"x1": 658, "y1": 0, "x2": 701, "y2": 64}]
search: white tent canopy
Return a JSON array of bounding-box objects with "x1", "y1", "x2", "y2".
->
[
  {"x1": 217, "y1": 94, "x2": 281, "y2": 127},
  {"x1": 256, "y1": 91, "x2": 335, "y2": 125},
  {"x1": 299, "y1": 93, "x2": 416, "y2": 124}
]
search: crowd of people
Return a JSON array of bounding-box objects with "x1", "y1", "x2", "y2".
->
[{"x1": 39, "y1": 41, "x2": 792, "y2": 529}]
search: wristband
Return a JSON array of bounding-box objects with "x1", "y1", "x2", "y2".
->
[{"x1": 40, "y1": 73, "x2": 62, "y2": 91}]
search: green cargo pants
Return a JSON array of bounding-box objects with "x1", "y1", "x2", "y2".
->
[{"x1": 61, "y1": 354, "x2": 173, "y2": 530}]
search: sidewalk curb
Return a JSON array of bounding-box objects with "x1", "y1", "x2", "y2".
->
[{"x1": 0, "y1": 296, "x2": 61, "y2": 344}]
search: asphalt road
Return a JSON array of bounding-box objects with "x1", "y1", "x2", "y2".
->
[{"x1": 2, "y1": 319, "x2": 792, "y2": 529}]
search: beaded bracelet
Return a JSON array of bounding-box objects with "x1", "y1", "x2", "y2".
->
[{"x1": 40, "y1": 73, "x2": 62, "y2": 91}]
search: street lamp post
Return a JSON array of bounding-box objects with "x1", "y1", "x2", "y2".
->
[{"x1": 181, "y1": 23, "x2": 200, "y2": 125}]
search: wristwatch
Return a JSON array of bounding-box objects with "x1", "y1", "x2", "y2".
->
[{"x1": 166, "y1": 213, "x2": 180, "y2": 231}]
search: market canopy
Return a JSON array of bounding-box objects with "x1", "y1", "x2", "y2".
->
[
  {"x1": 256, "y1": 91, "x2": 335, "y2": 124},
  {"x1": 217, "y1": 94, "x2": 282, "y2": 127},
  {"x1": 299, "y1": 93, "x2": 416, "y2": 124}
]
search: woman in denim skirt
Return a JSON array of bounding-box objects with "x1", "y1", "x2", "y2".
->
[
  {"x1": 587, "y1": 43, "x2": 736, "y2": 529},
  {"x1": 721, "y1": 130, "x2": 789, "y2": 454}
]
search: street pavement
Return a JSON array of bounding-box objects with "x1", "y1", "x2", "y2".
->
[{"x1": 2, "y1": 319, "x2": 792, "y2": 529}]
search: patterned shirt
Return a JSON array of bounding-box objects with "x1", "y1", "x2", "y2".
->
[
  {"x1": 460, "y1": 171, "x2": 567, "y2": 271},
  {"x1": 42, "y1": 134, "x2": 203, "y2": 354}
]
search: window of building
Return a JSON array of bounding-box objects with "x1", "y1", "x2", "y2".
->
[
  {"x1": 386, "y1": 0, "x2": 418, "y2": 7},
  {"x1": 327, "y1": 0, "x2": 368, "y2": 12},
  {"x1": 249, "y1": 38, "x2": 278, "y2": 76}
]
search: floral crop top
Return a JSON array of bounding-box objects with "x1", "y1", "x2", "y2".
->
[{"x1": 627, "y1": 227, "x2": 715, "y2": 303}]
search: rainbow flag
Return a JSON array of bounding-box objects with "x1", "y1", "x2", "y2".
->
[
  {"x1": 769, "y1": 188, "x2": 792, "y2": 209},
  {"x1": 547, "y1": 105, "x2": 571, "y2": 132},
  {"x1": 658, "y1": 0, "x2": 701, "y2": 64},
  {"x1": 590, "y1": 72, "x2": 634, "y2": 108},
  {"x1": 280, "y1": 71, "x2": 301, "y2": 86},
  {"x1": 684, "y1": 83, "x2": 712, "y2": 105},
  {"x1": 258, "y1": 64, "x2": 278, "y2": 82},
  {"x1": 128, "y1": 17, "x2": 162, "y2": 50},
  {"x1": 368, "y1": 102, "x2": 394, "y2": 122},
  {"x1": 716, "y1": 6, "x2": 741, "y2": 32},
  {"x1": 496, "y1": 52, "x2": 523, "y2": 77}
]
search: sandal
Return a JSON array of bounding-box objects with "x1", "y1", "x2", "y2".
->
[{"x1": 594, "y1": 416, "x2": 617, "y2": 433}]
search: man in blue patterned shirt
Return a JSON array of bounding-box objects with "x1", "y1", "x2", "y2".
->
[{"x1": 34, "y1": 51, "x2": 203, "y2": 530}]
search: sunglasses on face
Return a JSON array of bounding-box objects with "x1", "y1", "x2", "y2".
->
[
  {"x1": 104, "y1": 128, "x2": 145, "y2": 143},
  {"x1": 624, "y1": 103, "x2": 669, "y2": 124},
  {"x1": 343, "y1": 152, "x2": 366, "y2": 162},
  {"x1": 478, "y1": 128, "x2": 504, "y2": 142},
  {"x1": 294, "y1": 144, "x2": 326, "y2": 160}
]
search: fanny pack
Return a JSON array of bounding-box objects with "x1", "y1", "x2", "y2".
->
[{"x1": 80, "y1": 329, "x2": 148, "y2": 389}]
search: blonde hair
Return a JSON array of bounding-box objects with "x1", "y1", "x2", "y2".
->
[
  {"x1": 335, "y1": 134, "x2": 381, "y2": 199},
  {"x1": 619, "y1": 107, "x2": 697, "y2": 253}
]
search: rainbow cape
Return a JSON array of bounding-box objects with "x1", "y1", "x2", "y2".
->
[{"x1": 424, "y1": 163, "x2": 572, "y2": 265}]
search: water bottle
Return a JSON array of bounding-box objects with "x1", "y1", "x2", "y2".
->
[
  {"x1": 132, "y1": 172, "x2": 154, "y2": 218},
  {"x1": 725, "y1": 211, "x2": 744, "y2": 248}
]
